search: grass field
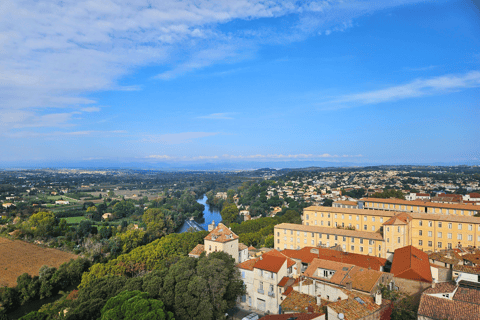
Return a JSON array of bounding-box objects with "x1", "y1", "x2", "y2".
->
[
  {"x1": 0, "y1": 238, "x2": 78, "y2": 287},
  {"x1": 45, "y1": 195, "x2": 79, "y2": 202},
  {"x1": 62, "y1": 216, "x2": 86, "y2": 224}
]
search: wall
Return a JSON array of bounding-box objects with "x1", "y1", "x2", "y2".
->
[{"x1": 393, "y1": 277, "x2": 431, "y2": 304}]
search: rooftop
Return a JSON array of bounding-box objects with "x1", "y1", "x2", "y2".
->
[
  {"x1": 418, "y1": 294, "x2": 480, "y2": 320},
  {"x1": 391, "y1": 245, "x2": 432, "y2": 283},
  {"x1": 204, "y1": 222, "x2": 239, "y2": 243},
  {"x1": 275, "y1": 223, "x2": 384, "y2": 241}
]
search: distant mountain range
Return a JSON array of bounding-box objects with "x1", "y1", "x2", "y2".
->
[{"x1": 0, "y1": 159, "x2": 478, "y2": 171}]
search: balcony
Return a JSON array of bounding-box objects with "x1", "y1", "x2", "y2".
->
[
  {"x1": 268, "y1": 291, "x2": 275, "y2": 298},
  {"x1": 257, "y1": 289, "x2": 264, "y2": 295}
]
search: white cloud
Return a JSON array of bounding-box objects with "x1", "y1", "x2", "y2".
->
[
  {"x1": 80, "y1": 107, "x2": 101, "y2": 113},
  {"x1": 328, "y1": 71, "x2": 480, "y2": 107},
  {"x1": 198, "y1": 112, "x2": 235, "y2": 120},
  {"x1": 141, "y1": 132, "x2": 219, "y2": 144},
  {"x1": 0, "y1": 0, "x2": 427, "y2": 131}
]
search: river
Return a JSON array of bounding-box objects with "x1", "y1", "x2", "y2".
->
[{"x1": 176, "y1": 195, "x2": 222, "y2": 233}]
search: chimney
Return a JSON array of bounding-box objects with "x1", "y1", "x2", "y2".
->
[
  {"x1": 346, "y1": 281, "x2": 352, "y2": 290},
  {"x1": 375, "y1": 291, "x2": 382, "y2": 306},
  {"x1": 432, "y1": 282, "x2": 436, "y2": 289},
  {"x1": 316, "y1": 296, "x2": 321, "y2": 305}
]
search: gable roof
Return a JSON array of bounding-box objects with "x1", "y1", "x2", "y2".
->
[
  {"x1": 418, "y1": 294, "x2": 480, "y2": 320},
  {"x1": 236, "y1": 258, "x2": 259, "y2": 271},
  {"x1": 327, "y1": 291, "x2": 389, "y2": 320},
  {"x1": 188, "y1": 244, "x2": 204, "y2": 257},
  {"x1": 382, "y1": 212, "x2": 412, "y2": 225},
  {"x1": 260, "y1": 313, "x2": 324, "y2": 320},
  {"x1": 304, "y1": 258, "x2": 387, "y2": 293},
  {"x1": 254, "y1": 254, "x2": 288, "y2": 273},
  {"x1": 204, "y1": 222, "x2": 239, "y2": 243},
  {"x1": 391, "y1": 245, "x2": 432, "y2": 283},
  {"x1": 281, "y1": 246, "x2": 387, "y2": 271}
]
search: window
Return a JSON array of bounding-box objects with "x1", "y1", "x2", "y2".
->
[
  {"x1": 371, "y1": 226, "x2": 375, "y2": 231},
  {"x1": 321, "y1": 213, "x2": 324, "y2": 217},
  {"x1": 311, "y1": 239, "x2": 314, "y2": 245},
  {"x1": 351, "y1": 237, "x2": 355, "y2": 243},
  {"x1": 342, "y1": 222, "x2": 344, "y2": 227},
  {"x1": 438, "y1": 222, "x2": 442, "y2": 228},
  {"x1": 306, "y1": 214, "x2": 309, "y2": 220},
  {"x1": 369, "y1": 247, "x2": 373, "y2": 254},
  {"x1": 448, "y1": 233, "x2": 452, "y2": 239},
  {"x1": 380, "y1": 218, "x2": 383, "y2": 223},
  {"x1": 349, "y1": 215, "x2": 352, "y2": 220},
  {"x1": 312, "y1": 233, "x2": 314, "y2": 237},
  {"x1": 379, "y1": 245, "x2": 382, "y2": 251},
  {"x1": 319, "y1": 233, "x2": 322, "y2": 238},
  {"x1": 458, "y1": 224, "x2": 462, "y2": 230},
  {"x1": 284, "y1": 244, "x2": 287, "y2": 249},
  {"x1": 468, "y1": 235, "x2": 473, "y2": 241},
  {"x1": 387, "y1": 238, "x2": 390, "y2": 243},
  {"x1": 290, "y1": 245, "x2": 293, "y2": 249},
  {"x1": 343, "y1": 244, "x2": 346, "y2": 250},
  {"x1": 428, "y1": 231, "x2": 432, "y2": 237},
  {"x1": 334, "y1": 235, "x2": 338, "y2": 241},
  {"x1": 304, "y1": 232, "x2": 307, "y2": 237},
  {"x1": 438, "y1": 242, "x2": 442, "y2": 248},
  {"x1": 419, "y1": 230, "x2": 423, "y2": 236},
  {"x1": 438, "y1": 232, "x2": 442, "y2": 238},
  {"x1": 457, "y1": 234, "x2": 463, "y2": 240},
  {"x1": 419, "y1": 220, "x2": 423, "y2": 226},
  {"x1": 291, "y1": 230, "x2": 293, "y2": 235},
  {"x1": 428, "y1": 241, "x2": 432, "y2": 247},
  {"x1": 328, "y1": 221, "x2": 331, "y2": 226},
  {"x1": 335, "y1": 214, "x2": 337, "y2": 218},
  {"x1": 304, "y1": 239, "x2": 307, "y2": 244},
  {"x1": 277, "y1": 239, "x2": 280, "y2": 244},
  {"x1": 369, "y1": 240, "x2": 374, "y2": 245},
  {"x1": 372, "y1": 217, "x2": 375, "y2": 222},
  {"x1": 356, "y1": 224, "x2": 359, "y2": 229},
  {"x1": 314, "y1": 220, "x2": 317, "y2": 225},
  {"x1": 398, "y1": 237, "x2": 400, "y2": 243},
  {"x1": 356, "y1": 215, "x2": 359, "y2": 221},
  {"x1": 284, "y1": 229, "x2": 286, "y2": 234},
  {"x1": 428, "y1": 221, "x2": 432, "y2": 227},
  {"x1": 360, "y1": 239, "x2": 364, "y2": 244},
  {"x1": 448, "y1": 243, "x2": 452, "y2": 249},
  {"x1": 397, "y1": 226, "x2": 400, "y2": 232},
  {"x1": 364, "y1": 225, "x2": 367, "y2": 230},
  {"x1": 321, "y1": 221, "x2": 324, "y2": 226},
  {"x1": 335, "y1": 222, "x2": 338, "y2": 227},
  {"x1": 351, "y1": 245, "x2": 355, "y2": 251},
  {"x1": 326, "y1": 235, "x2": 330, "y2": 240},
  {"x1": 468, "y1": 224, "x2": 473, "y2": 231},
  {"x1": 419, "y1": 240, "x2": 423, "y2": 246},
  {"x1": 297, "y1": 231, "x2": 300, "y2": 235},
  {"x1": 387, "y1": 227, "x2": 390, "y2": 232},
  {"x1": 360, "y1": 247, "x2": 364, "y2": 252},
  {"x1": 290, "y1": 237, "x2": 293, "y2": 242},
  {"x1": 343, "y1": 236, "x2": 346, "y2": 241},
  {"x1": 364, "y1": 217, "x2": 367, "y2": 221},
  {"x1": 342, "y1": 214, "x2": 344, "y2": 219},
  {"x1": 315, "y1": 213, "x2": 317, "y2": 217},
  {"x1": 277, "y1": 232, "x2": 280, "y2": 236},
  {"x1": 260, "y1": 281, "x2": 263, "y2": 290},
  {"x1": 448, "y1": 223, "x2": 452, "y2": 229},
  {"x1": 297, "y1": 238, "x2": 300, "y2": 243}
]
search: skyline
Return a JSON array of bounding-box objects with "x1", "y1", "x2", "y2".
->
[{"x1": 1, "y1": 0, "x2": 479, "y2": 168}]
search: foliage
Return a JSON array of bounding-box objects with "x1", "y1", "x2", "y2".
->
[
  {"x1": 371, "y1": 189, "x2": 405, "y2": 200},
  {"x1": 379, "y1": 284, "x2": 417, "y2": 320},
  {"x1": 99, "y1": 290, "x2": 174, "y2": 320},
  {"x1": 220, "y1": 203, "x2": 239, "y2": 226}
]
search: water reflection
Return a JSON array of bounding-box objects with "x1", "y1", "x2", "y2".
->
[{"x1": 177, "y1": 195, "x2": 222, "y2": 233}]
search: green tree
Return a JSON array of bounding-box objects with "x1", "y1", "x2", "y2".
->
[
  {"x1": 220, "y1": 203, "x2": 239, "y2": 226},
  {"x1": 28, "y1": 211, "x2": 56, "y2": 237},
  {"x1": 99, "y1": 290, "x2": 174, "y2": 320}
]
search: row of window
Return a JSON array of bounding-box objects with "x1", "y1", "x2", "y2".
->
[
  {"x1": 306, "y1": 213, "x2": 385, "y2": 223},
  {"x1": 279, "y1": 243, "x2": 379, "y2": 254},
  {"x1": 417, "y1": 231, "x2": 477, "y2": 241},
  {"x1": 418, "y1": 221, "x2": 476, "y2": 230},
  {"x1": 418, "y1": 241, "x2": 459, "y2": 249},
  {"x1": 278, "y1": 231, "x2": 375, "y2": 244}
]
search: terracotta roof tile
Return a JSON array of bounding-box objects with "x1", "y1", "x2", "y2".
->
[
  {"x1": 236, "y1": 258, "x2": 259, "y2": 271},
  {"x1": 279, "y1": 290, "x2": 324, "y2": 313},
  {"x1": 188, "y1": 244, "x2": 204, "y2": 257},
  {"x1": 327, "y1": 292, "x2": 389, "y2": 320},
  {"x1": 391, "y1": 245, "x2": 432, "y2": 283},
  {"x1": 423, "y1": 282, "x2": 457, "y2": 294},
  {"x1": 360, "y1": 197, "x2": 480, "y2": 211},
  {"x1": 382, "y1": 212, "x2": 412, "y2": 225},
  {"x1": 204, "y1": 223, "x2": 239, "y2": 243},
  {"x1": 260, "y1": 313, "x2": 324, "y2": 320},
  {"x1": 454, "y1": 286, "x2": 480, "y2": 305},
  {"x1": 453, "y1": 264, "x2": 480, "y2": 275},
  {"x1": 277, "y1": 276, "x2": 292, "y2": 287},
  {"x1": 238, "y1": 242, "x2": 248, "y2": 251},
  {"x1": 418, "y1": 294, "x2": 480, "y2": 320},
  {"x1": 254, "y1": 255, "x2": 287, "y2": 273}
]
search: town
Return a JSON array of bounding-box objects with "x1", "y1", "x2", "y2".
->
[{"x1": 0, "y1": 166, "x2": 479, "y2": 319}]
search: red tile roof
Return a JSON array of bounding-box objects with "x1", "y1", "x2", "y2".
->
[
  {"x1": 254, "y1": 255, "x2": 288, "y2": 273},
  {"x1": 260, "y1": 314, "x2": 324, "y2": 320},
  {"x1": 188, "y1": 244, "x2": 204, "y2": 257},
  {"x1": 391, "y1": 245, "x2": 432, "y2": 283},
  {"x1": 423, "y1": 282, "x2": 457, "y2": 295},
  {"x1": 236, "y1": 258, "x2": 259, "y2": 271},
  {"x1": 263, "y1": 249, "x2": 296, "y2": 268},
  {"x1": 418, "y1": 294, "x2": 480, "y2": 320},
  {"x1": 277, "y1": 276, "x2": 291, "y2": 287},
  {"x1": 454, "y1": 286, "x2": 480, "y2": 305},
  {"x1": 204, "y1": 223, "x2": 239, "y2": 243},
  {"x1": 281, "y1": 247, "x2": 387, "y2": 271},
  {"x1": 382, "y1": 212, "x2": 412, "y2": 225}
]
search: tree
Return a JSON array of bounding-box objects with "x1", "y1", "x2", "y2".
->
[
  {"x1": 220, "y1": 204, "x2": 239, "y2": 226},
  {"x1": 99, "y1": 290, "x2": 173, "y2": 320},
  {"x1": 28, "y1": 211, "x2": 56, "y2": 237}
]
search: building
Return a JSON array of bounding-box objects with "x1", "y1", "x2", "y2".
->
[
  {"x1": 405, "y1": 193, "x2": 431, "y2": 201},
  {"x1": 390, "y1": 246, "x2": 432, "y2": 296},
  {"x1": 188, "y1": 222, "x2": 248, "y2": 263},
  {"x1": 417, "y1": 282, "x2": 480, "y2": 320},
  {"x1": 237, "y1": 249, "x2": 297, "y2": 313},
  {"x1": 280, "y1": 206, "x2": 480, "y2": 257},
  {"x1": 360, "y1": 197, "x2": 479, "y2": 216},
  {"x1": 333, "y1": 200, "x2": 358, "y2": 209},
  {"x1": 55, "y1": 200, "x2": 70, "y2": 205}
]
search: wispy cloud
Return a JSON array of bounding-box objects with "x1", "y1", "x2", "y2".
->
[
  {"x1": 198, "y1": 113, "x2": 235, "y2": 120},
  {"x1": 141, "y1": 132, "x2": 219, "y2": 144},
  {"x1": 4, "y1": 130, "x2": 127, "y2": 139},
  {"x1": 0, "y1": 0, "x2": 427, "y2": 131},
  {"x1": 327, "y1": 71, "x2": 480, "y2": 108}
]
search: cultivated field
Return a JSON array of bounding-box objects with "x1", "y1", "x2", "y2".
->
[{"x1": 0, "y1": 238, "x2": 78, "y2": 287}]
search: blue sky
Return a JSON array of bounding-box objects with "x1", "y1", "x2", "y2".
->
[{"x1": 0, "y1": 0, "x2": 479, "y2": 167}]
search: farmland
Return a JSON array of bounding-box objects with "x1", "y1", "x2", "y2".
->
[{"x1": 0, "y1": 238, "x2": 78, "y2": 287}]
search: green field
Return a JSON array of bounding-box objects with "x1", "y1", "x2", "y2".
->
[
  {"x1": 45, "y1": 195, "x2": 79, "y2": 203},
  {"x1": 62, "y1": 216, "x2": 86, "y2": 224}
]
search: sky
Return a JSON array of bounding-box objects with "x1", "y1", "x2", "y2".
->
[{"x1": 0, "y1": 0, "x2": 479, "y2": 168}]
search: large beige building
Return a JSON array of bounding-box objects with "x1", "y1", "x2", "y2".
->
[
  {"x1": 360, "y1": 197, "x2": 479, "y2": 216},
  {"x1": 274, "y1": 206, "x2": 480, "y2": 259}
]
